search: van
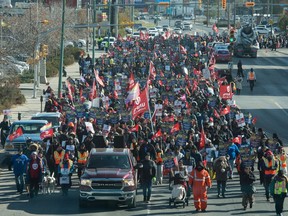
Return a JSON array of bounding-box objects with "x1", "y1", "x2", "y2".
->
[{"x1": 31, "y1": 112, "x2": 62, "y2": 129}]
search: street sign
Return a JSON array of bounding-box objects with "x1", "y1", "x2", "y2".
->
[{"x1": 245, "y1": 2, "x2": 255, "y2": 7}]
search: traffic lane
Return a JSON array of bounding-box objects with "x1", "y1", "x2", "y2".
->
[{"x1": 1, "y1": 167, "x2": 287, "y2": 216}]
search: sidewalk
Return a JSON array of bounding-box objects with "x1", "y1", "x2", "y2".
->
[{"x1": 0, "y1": 49, "x2": 104, "y2": 121}]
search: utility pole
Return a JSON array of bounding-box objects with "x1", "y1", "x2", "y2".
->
[
  {"x1": 58, "y1": 0, "x2": 66, "y2": 98},
  {"x1": 92, "y1": 0, "x2": 96, "y2": 65}
]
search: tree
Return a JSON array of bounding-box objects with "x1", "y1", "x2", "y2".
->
[{"x1": 278, "y1": 15, "x2": 288, "y2": 31}]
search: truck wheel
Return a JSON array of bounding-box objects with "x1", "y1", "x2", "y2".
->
[
  {"x1": 128, "y1": 197, "x2": 136, "y2": 208},
  {"x1": 79, "y1": 199, "x2": 87, "y2": 208}
]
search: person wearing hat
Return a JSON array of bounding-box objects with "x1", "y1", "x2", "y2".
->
[
  {"x1": 77, "y1": 144, "x2": 89, "y2": 179},
  {"x1": 239, "y1": 164, "x2": 256, "y2": 210},
  {"x1": 58, "y1": 153, "x2": 74, "y2": 196},
  {"x1": 247, "y1": 68, "x2": 256, "y2": 92},
  {"x1": 0, "y1": 115, "x2": 10, "y2": 148},
  {"x1": 261, "y1": 150, "x2": 278, "y2": 201},
  {"x1": 11, "y1": 148, "x2": 29, "y2": 194},
  {"x1": 26, "y1": 152, "x2": 43, "y2": 198},
  {"x1": 140, "y1": 152, "x2": 156, "y2": 203},
  {"x1": 270, "y1": 170, "x2": 288, "y2": 216},
  {"x1": 53, "y1": 145, "x2": 65, "y2": 185},
  {"x1": 189, "y1": 161, "x2": 212, "y2": 212},
  {"x1": 213, "y1": 156, "x2": 230, "y2": 198}
]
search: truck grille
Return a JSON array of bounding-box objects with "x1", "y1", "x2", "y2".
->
[{"x1": 91, "y1": 181, "x2": 122, "y2": 190}]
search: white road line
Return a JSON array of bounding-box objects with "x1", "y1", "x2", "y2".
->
[{"x1": 274, "y1": 102, "x2": 288, "y2": 117}]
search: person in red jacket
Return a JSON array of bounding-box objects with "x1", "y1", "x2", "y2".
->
[
  {"x1": 189, "y1": 161, "x2": 212, "y2": 212},
  {"x1": 27, "y1": 152, "x2": 43, "y2": 198}
]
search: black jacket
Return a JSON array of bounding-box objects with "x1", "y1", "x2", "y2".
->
[{"x1": 140, "y1": 159, "x2": 156, "y2": 182}]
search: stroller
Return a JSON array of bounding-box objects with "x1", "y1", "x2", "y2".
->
[{"x1": 169, "y1": 172, "x2": 189, "y2": 208}]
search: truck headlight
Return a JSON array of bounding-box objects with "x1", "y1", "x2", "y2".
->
[
  {"x1": 123, "y1": 179, "x2": 135, "y2": 187},
  {"x1": 80, "y1": 179, "x2": 91, "y2": 187}
]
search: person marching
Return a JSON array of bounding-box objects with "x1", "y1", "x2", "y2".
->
[
  {"x1": 189, "y1": 161, "x2": 212, "y2": 212},
  {"x1": 213, "y1": 156, "x2": 230, "y2": 198},
  {"x1": 58, "y1": 153, "x2": 74, "y2": 196},
  {"x1": 247, "y1": 68, "x2": 256, "y2": 92},
  {"x1": 77, "y1": 144, "x2": 89, "y2": 179},
  {"x1": 140, "y1": 152, "x2": 156, "y2": 203},
  {"x1": 239, "y1": 164, "x2": 256, "y2": 210},
  {"x1": 53, "y1": 145, "x2": 65, "y2": 185},
  {"x1": 276, "y1": 147, "x2": 287, "y2": 175},
  {"x1": 261, "y1": 150, "x2": 278, "y2": 201},
  {"x1": 270, "y1": 170, "x2": 288, "y2": 216}
]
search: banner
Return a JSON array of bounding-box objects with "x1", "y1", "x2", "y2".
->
[
  {"x1": 219, "y1": 84, "x2": 233, "y2": 100},
  {"x1": 132, "y1": 89, "x2": 149, "y2": 120}
]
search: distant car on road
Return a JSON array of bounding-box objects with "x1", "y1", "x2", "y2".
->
[
  {"x1": 100, "y1": 37, "x2": 116, "y2": 50},
  {"x1": 132, "y1": 32, "x2": 140, "y2": 38},
  {"x1": 183, "y1": 22, "x2": 193, "y2": 30},
  {"x1": 173, "y1": 28, "x2": 183, "y2": 35},
  {"x1": 214, "y1": 49, "x2": 232, "y2": 63},
  {"x1": 254, "y1": 26, "x2": 274, "y2": 35}
]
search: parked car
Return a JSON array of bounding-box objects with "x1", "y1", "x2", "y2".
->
[
  {"x1": 79, "y1": 148, "x2": 141, "y2": 208},
  {"x1": 132, "y1": 32, "x2": 140, "y2": 38},
  {"x1": 214, "y1": 49, "x2": 232, "y2": 63},
  {"x1": 174, "y1": 20, "x2": 184, "y2": 29},
  {"x1": 6, "y1": 56, "x2": 29, "y2": 71},
  {"x1": 183, "y1": 15, "x2": 195, "y2": 20},
  {"x1": 100, "y1": 37, "x2": 116, "y2": 50}
]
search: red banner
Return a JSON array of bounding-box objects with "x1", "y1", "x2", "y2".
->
[
  {"x1": 131, "y1": 88, "x2": 149, "y2": 120},
  {"x1": 40, "y1": 128, "x2": 54, "y2": 140},
  {"x1": 219, "y1": 84, "x2": 233, "y2": 100}
]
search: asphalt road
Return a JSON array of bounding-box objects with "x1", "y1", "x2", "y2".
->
[
  {"x1": 0, "y1": 166, "x2": 287, "y2": 216},
  {"x1": 218, "y1": 49, "x2": 288, "y2": 142}
]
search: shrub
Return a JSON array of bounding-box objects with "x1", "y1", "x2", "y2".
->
[
  {"x1": 19, "y1": 70, "x2": 34, "y2": 83},
  {"x1": 0, "y1": 77, "x2": 26, "y2": 112}
]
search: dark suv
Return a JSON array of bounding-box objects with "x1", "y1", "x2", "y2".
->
[
  {"x1": 79, "y1": 148, "x2": 139, "y2": 208},
  {"x1": 174, "y1": 20, "x2": 184, "y2": 29}
]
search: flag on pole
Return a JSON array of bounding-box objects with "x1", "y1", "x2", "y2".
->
[
  {"x1": 171, "y1": 122, "x2": 180, "y2": 133},
  {"x1": 40, "y1": 128, "x2": 54, "y2": 140},
  {"x1": 125, "y1": 82, "x2": 140, "y2": 104},
  {"x1": 252, "y1": 117, "x2": 257, "y2": 125},
  {"x1": 9, "y1": 127, "x2": 24, "y2": 141},
  {"x1": 89, "y1": 79, "x2": 97, "y2": 100},
  {"x1": 94, "y1": 69, "x2": 105, "y2": 87},
  {"x1": 220, "y1": 106, "x2": 231, "y2": 115},
  {"x1": 180, "y1": 45, "x2": 187, "y2": 54},
  {"x1": 199, "y1": 127, "x2": 206, "y2": 150},
  {"x1": 213, "y1": 109, "x2": 220, "y2": 119},
  {"x1": 129, "y1": 124, "x2": 139, "y2": 132},
  {"x1": 127, "y1": 73, "x2": 136, "y2": 91},
  {"x1": 131, "y1": 87, "x2": 149, "y2": 120},
  {"x1": 152, "y1": 129, "x2": 162, "y2": 140},
  {"x1": 40, "y1": 122, "x2": 52, "y2": 132},
  {"x1": 149, "y1": 61, "x2": 156, "y2": 80}
]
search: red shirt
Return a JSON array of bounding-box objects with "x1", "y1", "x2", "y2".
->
[{"x1": 29, "y1": 159, "x2": 41, "y2": 179}]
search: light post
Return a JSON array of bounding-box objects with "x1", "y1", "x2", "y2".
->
[{"x1": 58, "y1": 0, "x2": 66, "y2": 98}]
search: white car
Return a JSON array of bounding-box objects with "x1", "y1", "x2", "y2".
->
[
  {"x1": 183, "y1": 22, "x2": 193, "y2": 30},
  {"x1": 6, "y1": 56, "x2": 29, "y2": 71},
  {"x1": 132, "y1": 32, "x2": 140, "y2": 38},
  {"x1": 76, "y1": 39, "x2": 86, "y2": 47},
  {"x1": 148, "y1": 27, "x2": 158, "y2": 33},
  {"x1": 173, "y1": 28, "x2": 183, "y2": 35},
  {"x1": 254, "y1": 27, "x2": 274, "y2": 35},
  {"x1": 183, "y1": 15, "x2": 195, "y2": 20},
  {"x1": 100, "y1": 37, "x2": 116, "y2": 49}
]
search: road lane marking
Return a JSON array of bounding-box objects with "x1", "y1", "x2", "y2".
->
[{"x1": 274, "y1": 102, "x2": 288, "y2": 116}]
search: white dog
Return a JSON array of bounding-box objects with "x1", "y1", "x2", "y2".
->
[{"x1": 42, "y1": 173, "x2": 56, "y2": 194}]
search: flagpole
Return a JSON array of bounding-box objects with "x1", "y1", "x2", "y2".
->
[{"x1": 146, "y1": 87, "x2": 154, "y2": 135}]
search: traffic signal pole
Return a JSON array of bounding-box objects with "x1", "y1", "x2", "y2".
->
[
  {"x1": 58, "y1": 0, "x2": 66, "y2": 98},
  {"x1": 92, "y1": 0, "x2": 96, "y2": 65}
]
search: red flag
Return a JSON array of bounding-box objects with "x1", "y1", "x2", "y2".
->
[
  {"x1": 114, "y1": 90, "x2": 118, "y2": 99},
  {"x1": 127, "y1": 73, "x2": 136, "y2": 91},
  {"x1": 220, "y1": 106, "x2": 231, "y2": 115},
  {"x1": 89, "y1": 79, "x2": 97, "y2": 100},
  {"x1": 192, "y1": 80, "x2": 198, "y2": 92},
  {"x1": 117, "y1": 34, "x2": 123, "y2": 41},
  {"x1": 140, "y1": 31, "x2": 145, "y2": 40},
  {"x1": 217, "y1": 76, "x2": 226, "y2": 86},
  {"x1": 94, "y1": 69, "x2": 105, "y2": 87},
  {"x1": 214, "y1": 109, "x2": 220, "y2": 119},
  {"x1": 129, "y1": 124, "x2": 139, "y2": 132},
  {"x1": 193, "y1": 68, "x2": 201, "y2": 76},
  {"x1": 199, "y1": 128, "x2": 206, "y2": 150},
  {"x1": 171, "y1": 122, "x2": 180, "y2": 133},
  {"x1": 232, "y1": 136, "x2": 242, "y2": 144},
  {"x1": 149, "y1": 61, "x2": 156, "y2": 80},
  {"x1": 152, "y1": 130, "x2": 162, "y2": 140},
  {"x1": 131, "y1": 88, "x2": 149, "y2": 120},
  {"x1": 180, "y1": 45, "x2": 187, "y2": 54},
  {"x1": 252, "y1": 117, "x2": 257, "y2": 125},
  {"x1": 66, "y1": 80, "x2": 73, "y2": 101},
  {"x1": 9, "y1": 127, "x2": 24, "y2": 141},
  {"x1": 40, "y1": 128, "x2": 54, "y2": 140},
  {"x1": 158, "y1": 80, "x2": 163, "y2": 86}
]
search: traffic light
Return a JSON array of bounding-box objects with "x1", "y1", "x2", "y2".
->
[
  {"x1": 229, "y1": 29, "x2": 235, "y2": 43},
  {"x1": 40, "y1": 44, "x2": 49, "y2": 58},
  {"x1": 222, "y1": 0, "x2": 226, "y2": 10}
]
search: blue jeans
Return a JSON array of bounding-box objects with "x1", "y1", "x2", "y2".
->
[
  {"x1": 15, "y1": 174, "x2": 25, "y2": 193},
  {"x1": 142, "y1": 180, "x2": 152, "y2": 201}
]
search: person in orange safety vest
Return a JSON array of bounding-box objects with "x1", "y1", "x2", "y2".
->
[
  {"x1": 261, "y1": 150, "x2": 278, "y2": 201},
  {"x1": 77, "y1": 144, "x2": 89, "y2": 179},
  {"x1": 189, "y1": 161, "x2": 212, "y2": 212},
  {"x1": 277, "y1": 147, "x2": 287, "y2": 175},
  {"x1": 54, "y1": 145, "x2": 65, "y2": 185}
]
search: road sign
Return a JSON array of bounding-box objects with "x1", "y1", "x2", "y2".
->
[{"x1": 245, "y1": 2, "x2": 255, "y2": 7}]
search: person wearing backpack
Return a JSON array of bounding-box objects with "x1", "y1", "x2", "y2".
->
[{"x1": 270, "y1": 170, "x2": 288, "y2": 216}]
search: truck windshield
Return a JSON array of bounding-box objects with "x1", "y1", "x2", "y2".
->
[{"x1": 87, "y1": 155, "x2": 131, "y2": 169}]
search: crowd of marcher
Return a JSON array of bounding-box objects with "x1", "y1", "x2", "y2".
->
[{"x1": 4, "y1": 30, "x2": 288, "y2": 215}]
